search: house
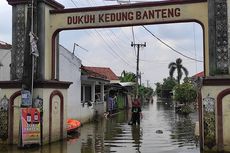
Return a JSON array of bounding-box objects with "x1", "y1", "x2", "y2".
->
[
  {"x1": 81, "y1": 66, "x2": 120, "y2": 83},
  {"x1": 192, "y1": 71, "x2": 204, "y2": 78},
  {"x1": 0, "y1": 41, "x2": 11, "y2": 81},
  {"x1": 59, "y1": 46, "x2": 112, "y2": 123},
  {"x1": 80, "y1": 66, "x2": 110, "y2": 122},
  {"x1": 81, "y1": 66, "x2": 120, "y2": 113},
  {"x1": 81, "y1": 66, "x2": 134, "y2": 113}
]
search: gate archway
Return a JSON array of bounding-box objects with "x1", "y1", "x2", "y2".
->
[{"x1": 6, "y1": 0, "x2": 230, "y2": 151}]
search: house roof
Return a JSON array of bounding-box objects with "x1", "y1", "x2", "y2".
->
[
  {"x1": 81, "y1": 66, "x2": 119, "y2": 81},
  {"x1": 192, "y1": 71, "x2": 204, "y2": 78},
  {"x1": 0, "y1": 41, "x2": 11, "y2": 50}
]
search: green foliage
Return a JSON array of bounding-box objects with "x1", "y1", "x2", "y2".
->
[
  {"x1": 180, "y1": 105, "x2": 193, "y2": 114},
  {"x1": 120, "y1": 70, "x2": 154, "y2": 101},
  {"x1": 139, "y1": 85, "x2": 153, "y2": 101},
  {"x1": 155, "y1": 77, "x2": 177, "y2": 98},
  {"x1": 155, "y1": 82, "x2": 162, "y2": 97},
  {"x1": 120, "y1": 71, "x2": 136, "y2": 82},
  {"x1": 173, "y1": 83, "x2": 197, "y2": 105},
  {"x1": 162, "y1": 77, "x2": 177, "y2": 90}
]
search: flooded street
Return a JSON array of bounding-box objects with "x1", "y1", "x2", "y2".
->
[{"x1": 0, "y1": 100, "x2": 200, "y2": 153}]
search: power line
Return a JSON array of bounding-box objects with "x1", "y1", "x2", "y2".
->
[
  {"x1": 95, "y1": 30, "x2": 135, "y2": 68},
  {"x1": 142, "y1": 25, "x2": 203, "y2": 62},
  {"x1": 105, "y1": 30, "x2": 137, "y2": 63},
  {"x1": 82, "y1": 0, "x2": 137, "y2": 66},
  {"x1": 193, "y1": 23, "x2": 198, "y2": 72},
  {"x1": 68, "y1": 0, "x2": 136, "y2": 69},
  {"x1": 131, "y1": 26, "x2": 137, "y2": 56},
  {"x1": 70, "y1": 0, "x2": 78, "y2": 7}
]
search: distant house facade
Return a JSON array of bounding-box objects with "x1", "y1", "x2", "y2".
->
[
  {"x1": 0, "y1": 41, "x2": 11, "y2": 81},
  {"x1": 81, "y1": 66, "x2": 133, "y2": 113},
  {"x1": 81, "y1": 66, "x2": 110, "y2": 122},
  {"x1": 81, "y1": 66, "x2": 120, "y2": 113}
]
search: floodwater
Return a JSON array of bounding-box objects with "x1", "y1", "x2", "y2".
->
[{"x1": 0, "y1": 99, "x2": 201, "y2": 153}]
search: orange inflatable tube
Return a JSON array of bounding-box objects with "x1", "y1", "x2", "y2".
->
[{"x1": 67, "y1": 119, "x2": 81, "y2": 132}]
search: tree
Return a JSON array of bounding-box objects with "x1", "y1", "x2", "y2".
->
[
  {"x1": 155, "y1": 82, "x2": 162, "y2": 97},
  {"x1": 173, "y1": 83, "x2": 197, "y2": 105},
  {"x1": 138, "y1": 85, "x2": 153, "y2": 102},
  {"x1": 168, "y1": 58, "x2": 188, "y2": 84},
  {"x1": 162, "y1": 77, "x2": 177, "y2": 90},
  {"x1": 120, "y1": 70, "x2": 136, "y2": 82},
  {"x1": 154, "y1": 77, "x2": 177, "y2": 98},
  {"x1": 173, "y1": 83, "x2": 197, "y2": 114}
]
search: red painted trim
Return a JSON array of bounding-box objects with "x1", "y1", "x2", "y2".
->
[
  {"x1": 216, "y1": 88, "x2": 230, "y2": 151},
  {"x1": 203, "y1": 78, "x2": 230, "y2": 86},
  {"x1": 49, "y1": 90, "x2": 64, "y2": 143},
  {"x1": 51, "y1": 19, "x2": 206, "y2": 79},
  {"x1": 50, "y1": 0, "x2": 207, "y2": 14},
  {"x1": 51, "y1": 30, "x2": 59, "y2": 80},
  {"x1": 34, "y1": 80, "x2": 72, "y2": 89},
  {"x1": 0, "y1": 80, "x2": 72, "y2": 89},
  {"x1": 0, "y1": 81, "x2": 22, "y2": 89},
  {"x1": 9, "y1": 90, "x2": 21, "y2": 144}
]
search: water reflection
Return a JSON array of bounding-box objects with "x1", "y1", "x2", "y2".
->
[
  {"x1": 0, "y1": 141, "x2": 67, "y2": 153},
  {"x1": 131, "y1": 125, "x2": 142, "y2": 152},
  {"x1": 1, "y1": 100, "x2": 201, "y2": 153}
]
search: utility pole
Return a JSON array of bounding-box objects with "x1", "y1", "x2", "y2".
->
[
  {"x1": 139, "y1": 72, "x2": 144, "y2": 86},
  {"x1": 146, "y1": 80, "x2": 150, "y2": 88},
  {"x1": 131, "y1": 42, "x2": 146, "y2": 97}
]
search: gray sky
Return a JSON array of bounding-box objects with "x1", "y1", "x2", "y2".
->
[{"x1": 0, "y1": 0, "x2": 204, "y2": 88}]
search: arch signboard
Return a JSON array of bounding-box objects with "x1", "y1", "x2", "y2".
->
[{"x1": 48, "y1": 0, "x2": 208, "y2": 80}]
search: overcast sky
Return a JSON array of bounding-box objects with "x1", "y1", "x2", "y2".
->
[{"x1": 0, "y1": 0, "x2": 204, "y2": 88}]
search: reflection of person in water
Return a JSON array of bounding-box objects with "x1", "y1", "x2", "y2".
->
[{"x1": 132, "y1": 125, "x2": 142, "y2": 152}]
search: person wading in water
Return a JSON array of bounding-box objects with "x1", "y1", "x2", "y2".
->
[{"x1": 129, "y1": 96, "x2": 142, "y2": 125}]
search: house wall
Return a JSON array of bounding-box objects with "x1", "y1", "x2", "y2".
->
[
  {"x1": 59, "y1": 45, "x2": 106, "y2": 123},
  {"x1": 0, "y1": 48, "x2": 11, "y2": 81},
  {"x1": 59, "y1": 45, "x2": 81, "y2": 120}
]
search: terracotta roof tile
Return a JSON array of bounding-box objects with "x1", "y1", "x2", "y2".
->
[
  {"x1": 0, "y1": 41, "x2": 12, "y2": 50},
  {"x1": 192, "y1": 71, "x2": 204, "y2": 78},
  {"x1": 82, "y1": 66, "x2": 119, "y2": 81}
]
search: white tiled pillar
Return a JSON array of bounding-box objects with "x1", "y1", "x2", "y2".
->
[
  {"x1": 100, "y1": 84, "x2": 105, "y2": 102},
  {"x1": 91, "y1": 83, "x2": 95, "y2": 102}
]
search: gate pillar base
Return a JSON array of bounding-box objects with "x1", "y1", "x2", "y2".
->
[
  {"x1": 0, "y1": 80, "x2": 71, "y2": 145},
  {"x1": 201, "y1": 78, "x2": 230, "y2": 152}
]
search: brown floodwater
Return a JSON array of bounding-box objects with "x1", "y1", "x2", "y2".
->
[{"x1": 0, "y1": 99, "x2": 201, "y2": 153}]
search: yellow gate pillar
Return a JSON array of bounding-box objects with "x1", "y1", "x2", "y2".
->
[{"x1": 201, "y1": 0, "x2": 230, "y2": 152}]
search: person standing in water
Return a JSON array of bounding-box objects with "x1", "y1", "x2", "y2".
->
[{"x1": 130, "y1": 96, "x2": 142, "y2": 125}]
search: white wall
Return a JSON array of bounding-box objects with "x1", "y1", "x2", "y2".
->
[
  {"x1": 0, "y1": 48, "x2": 11, "y2": 81},
  {"x1": 59, "y1": 45, "x2": 82, "y2": 120}
]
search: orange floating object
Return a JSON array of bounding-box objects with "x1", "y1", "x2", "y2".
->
[{"x1": 67, "y1": 119, "x2": 81, "y2": 132}]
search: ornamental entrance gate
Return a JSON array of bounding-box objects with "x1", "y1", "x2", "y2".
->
[{"x1": 2, "y1": 0, "x2": 230, "y2": 152}]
